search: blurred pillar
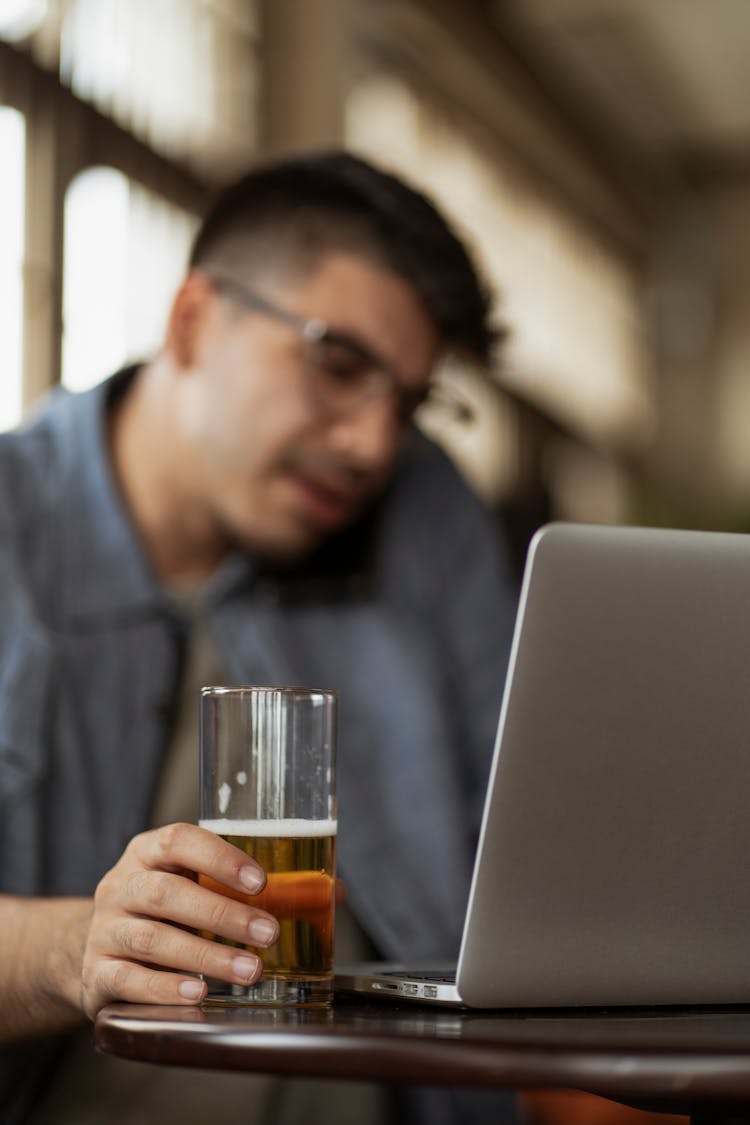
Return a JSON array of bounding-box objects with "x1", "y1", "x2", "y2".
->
[
  {"x1": 22, "y1": 81, "x2": 66, "y2": 406},
  {"x1": 642, "y1": 194, "x2": 726, "y2": 525},
  {"x1": 258, "y1": 0, "x2": 350, "y2": 157}
]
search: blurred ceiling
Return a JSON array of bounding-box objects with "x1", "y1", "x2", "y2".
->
[{"x1": 494, "y1": 0, "x2": 750, "y2": 170}]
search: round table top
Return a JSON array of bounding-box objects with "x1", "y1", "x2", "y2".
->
[{"x1": 96, "y1": 1000, "x2": 750, "y2": 1113}]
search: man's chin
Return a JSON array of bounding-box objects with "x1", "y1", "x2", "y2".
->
[
  {"x1": 236, "y1": 516, "x2": 339, "y2": 567},
  {"x1": 226, "y1": 487, "x2": 372, "y2": 565}
]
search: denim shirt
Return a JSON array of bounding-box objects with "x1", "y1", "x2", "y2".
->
[{"x1": 0, "y1": 371, "x2": 517, "y2": 1121}]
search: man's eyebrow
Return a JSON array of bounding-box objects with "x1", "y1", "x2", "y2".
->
[
  {"x1": 320, "y1": 326, "x2": 433, "y2": 390},
  {"x1": 318, "y1": 327, "x2": 388, "y2": 365}
]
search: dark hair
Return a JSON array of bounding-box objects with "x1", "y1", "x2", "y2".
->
[{"x1": 189, "y1": 149, "x2": 501, "y2": 365}]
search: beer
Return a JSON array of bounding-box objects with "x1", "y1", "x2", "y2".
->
[
  {"x1": 199, "y1": 685, "x2": 338, "y2": 1005},
  {"x1": 199, "y1": 817, "x2": 337, "y2": 1002}
]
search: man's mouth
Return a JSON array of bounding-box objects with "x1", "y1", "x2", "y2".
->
[{"x1": 283, "y1": 469, "x2": 361, "y2": 530}]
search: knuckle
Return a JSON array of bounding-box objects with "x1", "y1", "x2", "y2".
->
[
  {"x1": 123, "y1": 920, "x2": 157, "y2": 957},
  {"x1": 93, "y1": 868, "x2": 117, "y2": 906},
  {"x1": 126, "y1": 829, "x2": 156, "y2": 862},
  {"x1": 145, "y1": 971, "x2": 166, "y2": 1000},
  {"x1": 124, "y1": 868, "x2": 148, "y2": 904},
  {"x1": 140, "y1": 871, "x2": 172, "y2": 911},
  {"x1": 192, "y1": 940, "x2": 218, "y2": 975},
  {"x1": 129, "y1": 828, "x2": 151, "y2": 851},
  {"x1": 108, "y1": 959, "x2": 135, "y2": 996},
  {"x1": 206, "y1": 895, "x2": 233, "y2": 934},
  {"x1": 156, "y1": 822, "x2": 189, "y2": 855}
]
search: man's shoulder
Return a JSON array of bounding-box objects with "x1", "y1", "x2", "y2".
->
[
  {"x1": 0, "y1": 388, "x2": 85, "y2": 623},
  {"x1": 0, "y1": 428, "x2": 52, "y2": 539},
  {"x1": 396, "y1": 426, "x2": 468, "y2": 487},
  {"x1": 0, "y1": 386, "x2": 73, "y2": 528},
  {"x1": 0, "y1": 377, "x2": 111, "y2": 540},
  {"x1": 376, "y1": 429, "x2": 510, "y2": 600},
  {"x1": 0, "y1": 408, "x2": 66, "y2": 733},
  {"x1": 384, "y1": 428, "x2": 497, "y2": 543}
]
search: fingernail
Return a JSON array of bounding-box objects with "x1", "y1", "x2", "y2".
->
[
  {"x1": 249, "y1": 917, "x2": 278, "y2": 946},
  {"x1": 232, "y1": 955, "x2": 260, "y2": 981},
  {"x1": 239, "y1": 865, "x2": 265, "y2": 893},
  {"x1": 179, "y1": 979, "x2": 204, "y2": 1000}
]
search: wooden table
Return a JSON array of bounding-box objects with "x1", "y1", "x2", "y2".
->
[{"x1": 94, "y1": 1000, "x2": 750, "y2": 1122}]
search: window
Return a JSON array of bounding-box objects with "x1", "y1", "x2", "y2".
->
[
  {"x1": 4, "y1": 0, "x2": 260, "y2": 412},
  {"x1": 0, "y1": 106, "x2": 25, "y2": 431},
  {"x1": 62, "y1": 167, "x2": 197, "y2": 392},
  {"x1": 58, "y1": 0, "x2": 260, "y2": 179},
  {"x1": 347, "y1": 75, "x2": 653, "y2": 449},
  {"x1": 0, "y1": 0, "x2": 47, "y2": 43}
]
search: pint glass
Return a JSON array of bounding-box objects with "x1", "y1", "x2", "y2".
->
[{"x1": 199, "y1": 686, "x2": 337, "y2": 1006}]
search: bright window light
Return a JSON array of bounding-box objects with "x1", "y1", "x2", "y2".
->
[
  {"x1": 347, "y1": 75, "x2": 653, "y2": 450},
  {"x1": 62, "y1": 166, "x2": 196, "y2": 393},
  {"x1": 0, "y1": 0, "x2": 47, "y2": 42},
  {"x1": 59, "y1": 0, "x2": 259, "y2": 177},
  {"x1": 62, "y1": 167, "x2": 129, "y2": 392},
  {"x1": 0, "y1": 106, "x2": 25, "y2": 432}
]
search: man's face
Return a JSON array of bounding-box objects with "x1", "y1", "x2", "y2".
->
[{"x1": 174, "y1": 253, "x2": 440, "y2": 561}]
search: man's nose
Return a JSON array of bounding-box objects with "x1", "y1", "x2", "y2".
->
[{"x1": 326, "y1": 397, "x2": 402, "y2": 473}]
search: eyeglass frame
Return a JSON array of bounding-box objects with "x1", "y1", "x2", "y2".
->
[{"x1": 202, "y1": 271, "x2": 474, "y2": 425}]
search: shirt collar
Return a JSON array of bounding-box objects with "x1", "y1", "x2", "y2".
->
[{"x1": 53, "y1": 368, "x2": 260, "y2": 625}]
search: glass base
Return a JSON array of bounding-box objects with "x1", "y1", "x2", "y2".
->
[{"x1": 203, "y1": 975, "x2": 332, "y2": 1008}]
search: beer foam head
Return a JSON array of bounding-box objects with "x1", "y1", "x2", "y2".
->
[{"x1": 199, "y1": 818, "x2": 337, "y2": 837}]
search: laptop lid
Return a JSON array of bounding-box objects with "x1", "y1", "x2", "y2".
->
[{"x1": 455, "y1": 521, "x2": 750, "y2": 1007}]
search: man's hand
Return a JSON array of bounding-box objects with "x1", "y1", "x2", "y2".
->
[{"x1": 79, "y1": 822, "x2": 279, "y2": 1019}]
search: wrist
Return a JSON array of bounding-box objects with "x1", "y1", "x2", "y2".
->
[
  {"x1": 42, "y1": 898, "x2": 94, "y2": 1017},
  {"x1": 0, "y1": 895, "x2": 93, "y2": 1043}
]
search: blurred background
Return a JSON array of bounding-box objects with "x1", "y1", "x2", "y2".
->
[
  {"x1": 1, "y1": 5, "x2": 740, "y2": 1122},
  {"x1": 2, "y1": 0, "x2": 750, "y2": 576}
]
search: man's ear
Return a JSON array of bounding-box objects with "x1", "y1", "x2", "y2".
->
[{"x1": 165, "y1": 271, "x2": 215, "y2": 369}]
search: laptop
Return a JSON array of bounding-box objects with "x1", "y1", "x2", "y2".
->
[{"x1": 335, "y1": 522, "x2": 750, "y2": 1008}]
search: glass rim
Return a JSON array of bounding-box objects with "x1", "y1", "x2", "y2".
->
[{"x1": 200, "y1": 684, "x2": 337, "y2": 699}]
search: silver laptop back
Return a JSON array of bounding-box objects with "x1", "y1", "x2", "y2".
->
[{"x1": 457, "y1": 522, "x2": 750, "y2": 1007}]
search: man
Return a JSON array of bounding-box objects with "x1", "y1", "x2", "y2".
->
[{"x1": 0, "y1": 151, "x2": 517, "y2": 1122}]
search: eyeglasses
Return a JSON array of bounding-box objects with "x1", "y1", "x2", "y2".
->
[{"x1": 205, "y1": 272, "x2": 474, "y2": 425}]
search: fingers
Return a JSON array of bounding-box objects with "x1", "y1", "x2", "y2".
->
[
  {"x1": 85, "y1": 921, "x2": 267, "y2": 1012},
  {"x1": 98, "y1": 823, "x2": 278, "y2": 943},
  {"x1": 88, "y1": 961, "x2": 210, "y2": 1008},
  {"x1": 112, "y1": 919, "x2": 265, "y2": 981},
  {"x1": 132, "y1": 822, "x2": 266, "y2": 894},
  {"x1": 80, "y1": 823, "x2": 281, "y2": 1019},
  {"x1": 110, "y1": 868, "x2": 278, "y2": 946}
]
